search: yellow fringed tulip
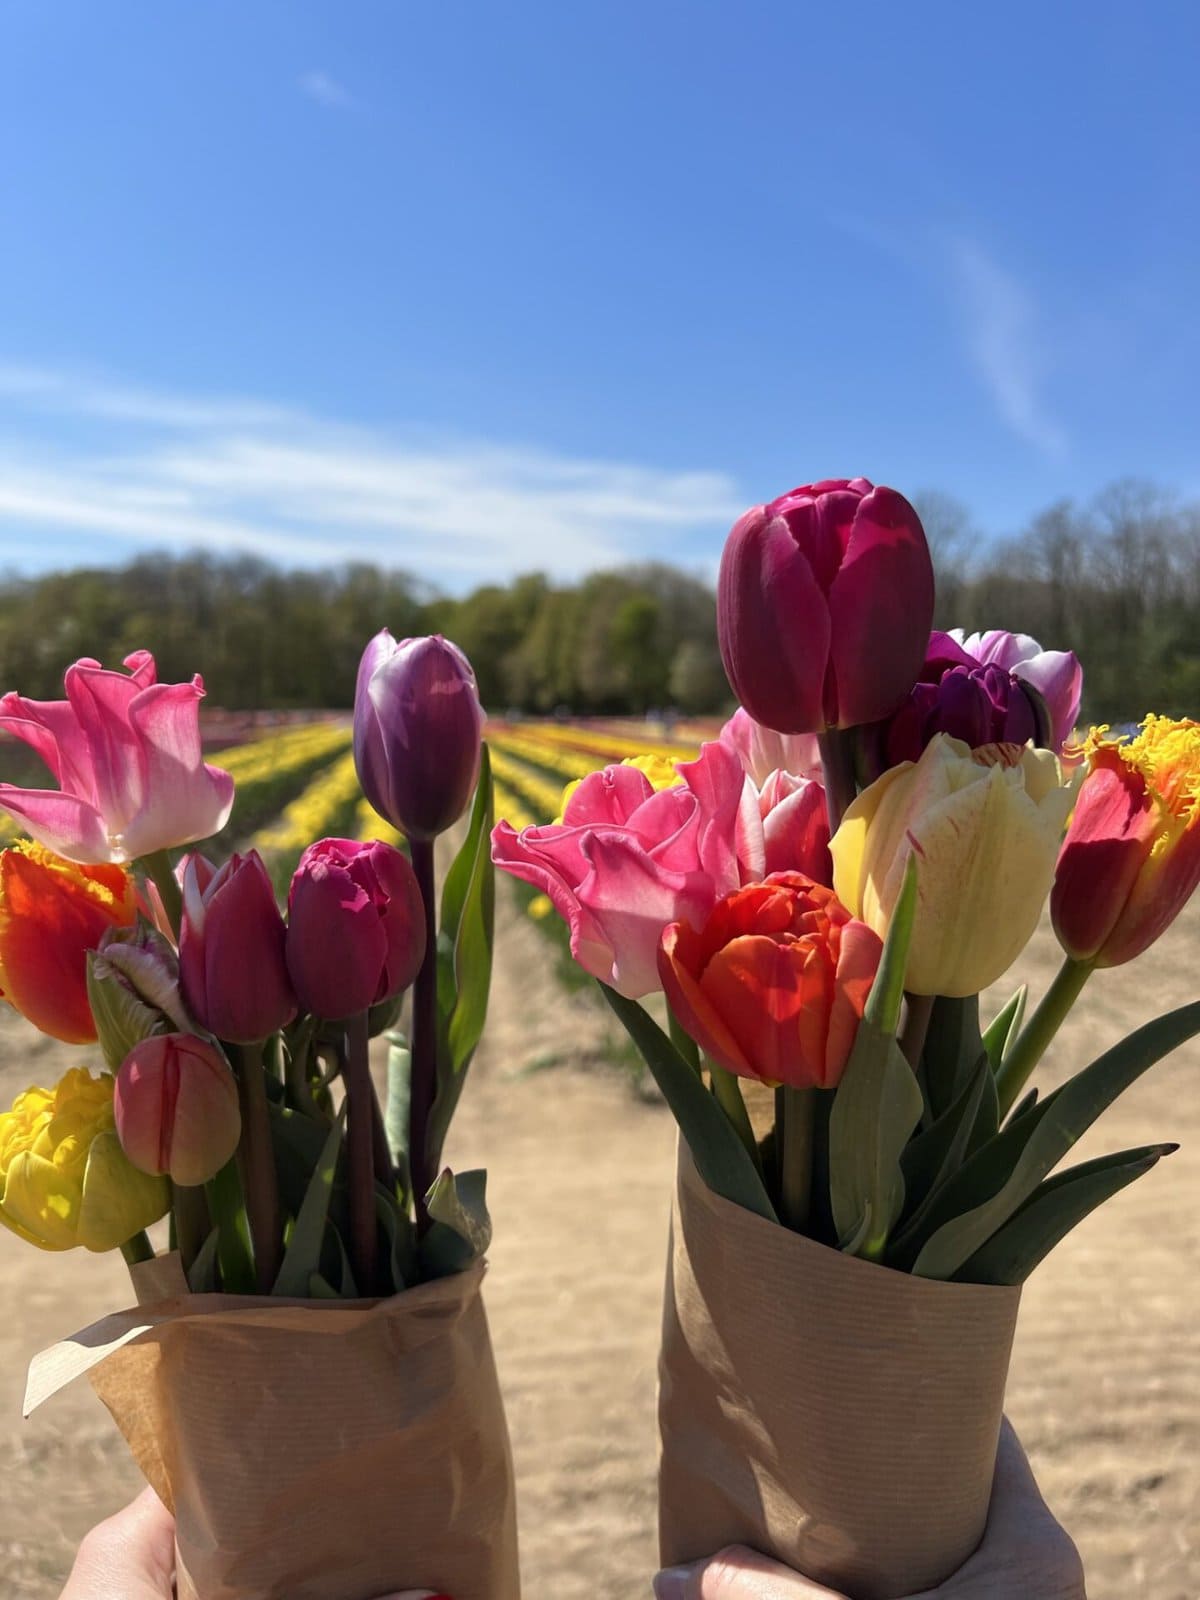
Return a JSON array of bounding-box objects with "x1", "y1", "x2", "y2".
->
[
  {"x1": 831, "y1": 735, "x2": 1077, "y2": 997},
  {"x1": 0, "y1": 1066, "x2": 169, "y2": 1252}
]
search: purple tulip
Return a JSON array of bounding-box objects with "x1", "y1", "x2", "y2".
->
[
  {"x1": 354, "y1": 632, "x2": 484, "y2": 841},
  {"x1": 179, "y1": 850, "x2": 297, "y2": 1043},
  {"x1": 285, "y1": 838, "x2": 427, "y2": 1019},
  {"x1": 717, "y1": 479, "x2": 935, "y2": 734},
  {"x1": 949, "y1": 629, "x2": 1082, "y2": 751}
]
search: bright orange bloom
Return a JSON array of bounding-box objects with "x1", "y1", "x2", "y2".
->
[
  {"x1": 658, "y1": 871, "x2": 882, "y2": 1089},
  {"x1": 1052, "y1": 716, "x2": 1200, "y2": 967},
  {"x1": 0, "y1": 844, "x2": 138, "y2": 1042}
]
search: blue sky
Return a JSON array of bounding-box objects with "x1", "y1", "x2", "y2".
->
[{"x1": 0, "y1": 1, "x2": 1196, "y2": 590}]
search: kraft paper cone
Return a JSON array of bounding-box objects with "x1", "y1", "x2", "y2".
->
[
  {"x1": 659, "y1": 1145, "x2": 1021, "y2": 1600},
  {"x1": 30, "y1": 1260, "x2": 518, "y2": 1600}
]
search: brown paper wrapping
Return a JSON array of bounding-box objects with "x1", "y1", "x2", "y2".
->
[
  {"x1": 29, "y1": 1259, "x2": 519, "y2": 1600},
  {"x1": 659, "y1": 1146, "x2": 1021, "y2": 1600}
]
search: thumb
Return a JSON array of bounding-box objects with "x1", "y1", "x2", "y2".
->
[{"x1": 654, "y1": 1546, "x2": 850, "y2": 1598}]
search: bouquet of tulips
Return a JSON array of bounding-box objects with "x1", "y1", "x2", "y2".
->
[
  {"x1": 0, "y1": 640, "x2": 518, "y2": 1600},
  {"x1": 493, "y1": 477, "x2": 1200, "y2": 1600}
]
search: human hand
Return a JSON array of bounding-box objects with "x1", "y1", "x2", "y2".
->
[
  {"x1": 652, "y1": 1420, "x2": 1086, "y2": 1598},
  {"x1": 59, "y1": 1485, "x2": 449, "y2": 1600}
]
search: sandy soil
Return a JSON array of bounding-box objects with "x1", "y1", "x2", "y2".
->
[{"x1": 0, "y1": 890, "x2": 1196, "y2": 1599}]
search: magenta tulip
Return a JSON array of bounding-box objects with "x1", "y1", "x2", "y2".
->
[
  {"x1": 114, "y1": 1032, "x2": 242, "y2": 1187},
  {"x1": 717, "y1": 479, "x2": 934, "y2": 734},
  {"x1": 354, "y1": 632, "x2": 484, "y2": 841},
  {"x1": 491, "y1": 740, "x2": 765, "y2": 998},
  {"x1": 286, "y1": 838, "x2": 426, "y2": 1019},
  {"x1": 758, "y1": 770, "x2": 833, "y2": 883},
  {"x1": 0, "y1": 650, "x2": 235, "y2": 865},
  {"x1": 179, "y1": 850, "x2": 296, "y2": 1043}
]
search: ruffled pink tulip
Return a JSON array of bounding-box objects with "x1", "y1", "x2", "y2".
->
[
  {"x1": 758, "y1": 770, "x2": 833, "y2": 883},
  {"x1": 491, "y1": 741, "x2": 765, "y2": 998},
  {"x1": 286, "y1": 838, "x2": 427, "y2": 1019},
  {"x1": 717, "y1": 478, "x2": 934, "y2": 734},
  {"x1": 949, "y1": 629, "x2": 1083, "y2": 751},
  {"x1": 180, "y1": 851, "x2": 297, "y2": 1043},
  {"x1": 0, "y1": 650, "x2": 234, "y2": 865},
  {"x1": 720, "y1": 708, "x2": 822, "y2": 787},
  {"x1": 114, "y1": 1032, "x2": 242, "y2": 1187}
]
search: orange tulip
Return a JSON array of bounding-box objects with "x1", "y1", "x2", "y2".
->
[
  {"x1": 0, "y1": 844, "x2": 138, "y2": 1042},
  {"x1": 658, "y1": 871, "x2": 882, "y2": 1089},
  {"x1": 1052, "y1": 716, "x2": 1200, "y2": 967}
]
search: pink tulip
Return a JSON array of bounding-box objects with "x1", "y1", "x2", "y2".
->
[
  {"x1": 180, "y1": 851, "x2": 297, "y2": 1043},
  {"x1": 0, "y1": 650, "x2": 234, "y2": 865},
  {"x1": 948, "y1": 629, "x2": 1083, "y2": 751},
  {"x1": 286, "y1": 838, "x2": 427, "y2": 1019},
  {"x1": 717, "y1": 478, "x2": 934, "y2": 733},
  {"x1": 491, "y1": 741, "x2": 765, "y2": 998},
  {"x1": 114, "y1": 1032, "x2": 242, "y2": 1187},
  {"x1": 719, "y1": 707, "x2": 822, "y2": 787},
  {"x1": 758, "y1": 770, "x2": 833, "y2": 883}
]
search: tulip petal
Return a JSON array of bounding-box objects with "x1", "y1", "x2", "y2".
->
[
  {"x1": 1, "y1": 1150, "x2": 79, "y2": 1250},
  {"x1": 576, "y1": 834, "x2": 715, "y2": 999},
  {"x1": 0, "y1": 693, "x2": 98, "y2": 798},
  {"x1": 121, "y1": 680, "x2": 235, "y2": 858},
  {"x1": 561, "y1": 764, "x2": 655, "y2": 827},
  {"x1": 0, "y1": 785, "x2": 114, "y2": 863},
  {"x1": 658, "y1": 922, "x2": 753, "y2": 1078}
]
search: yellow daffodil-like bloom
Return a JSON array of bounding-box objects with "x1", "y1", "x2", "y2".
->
[
  {"x1": 831, "y1": 734, "x2": 1077, "y2": 997},
  {"x1": 553, "y1": 754, "x2": 680, "y2": 824},
  {"x1": 1052, "y1": 715, "x2": 1200, "y2": 967},
  {"x1": 0, "y1": 1066, "x2": 169, "y2": 1252}
]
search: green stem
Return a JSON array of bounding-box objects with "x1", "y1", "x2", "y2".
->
[
  {"x1": 171, "y1": 1182, "x2": 209, "y2": 1273},
  {"x1": 120, "y1": 1230, "x2": 155, "y2": 1267},
  {"x1": 139, "y1": 848, "x2": 182, "y2": 939},
  {"x1": 344, "y1": 1011, "x2": 380, "y2": 1294},
  {"x1": 778, "y1": 1085, "x2": 815, "y2": 1234},
  {"x1": 205, "y1": 1158, "x2": 255, "y2": 1293},
  {"x1": 816, "y1": 728, "x2": 858, "y2": 835},
  {"x1": 668, "y1": 1011, "x2": 701, "y2": 1075},
  {"x1": 995, "y1": 956, "x2": 1094, "y2": 1118},
  {"x1": 232, "y1": 1039, "x2": 281, "y2": 1292},
  {"x1": 408, "y1": 837, "x2": 439, "y2": 1233},
  {"x1": 285, "y1": 1017, "x2": 322, "y2": 1118},
  {"x1": 708, "y1": 1061, "x2": 764, "y2": 1178}
]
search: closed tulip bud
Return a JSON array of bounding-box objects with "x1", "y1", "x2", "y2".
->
[
  {"x1": 114, "y1": 1033, "x2": 242, "y2": 1187},
  {"x1": 831, "y1": 735, "x2": 1077, "y2": 997},
  {"x1": 659, "y1": 874, "x2": 882, "y2": 1089},
  {"x1": 87, "y1": 921, "x2": 192, "y2": 1072},
  {"x1": 717, "y1": 479, "x2": 934, "y2": 734},
  {"x1": 0, "y1": 843, "x2": 138, "y2": 1043},
  {"x1": 286, "y1": 838, "x2": 426, "y2": 1019},
  {"x1": 179, "y1": 850, "x2": 296, "y2": 1043},
  {"x1": 354, "y1": 632, "x2": 484, "y2": 840},
  {"x1": 1052, "y1": 716, "x2": 1200, "y2": 967},
  {"x1": 0, "y1": 1066, "x2": 168, "y2": 1252}
]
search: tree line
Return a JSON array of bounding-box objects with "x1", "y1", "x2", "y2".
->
[{"x1": 0, "y1": 477, "x2": 1194, "y2": 723}]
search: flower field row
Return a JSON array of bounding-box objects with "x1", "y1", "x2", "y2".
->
[{"x1": 495, "y1": 720, "x2": 698, "y2": 765}]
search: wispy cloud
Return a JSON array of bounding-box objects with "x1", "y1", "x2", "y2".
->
[
  {"x1": 0, "y1": 365, "x2": 742, "y2": 588},
  {"x1": 946, "y1": 239, "x2": 1067, "y2": 458},
  {"x1": 297, "y1": 70, "x2": 355, "y2": 111}
]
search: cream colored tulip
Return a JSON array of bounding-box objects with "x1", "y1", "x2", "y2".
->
[{"x1": 831, "y1": 736, "x2": 1077, "y2": 997}]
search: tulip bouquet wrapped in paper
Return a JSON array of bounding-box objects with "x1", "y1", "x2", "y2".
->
[
  {"x1": 0, "y1": 641, "x2": 517, "y2": 1600},
  {"x1": 493, "y1": 477, "x2": 1200, "y2": 1600}
]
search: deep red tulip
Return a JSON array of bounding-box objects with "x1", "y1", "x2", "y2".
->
[{"x1": 179, "y1": 850, "x2": 296, "y2": 1043}]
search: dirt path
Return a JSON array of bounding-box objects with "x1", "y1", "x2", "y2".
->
[{"x1": 0, "y1": 888, "x2": 1196, "y2": 1598}]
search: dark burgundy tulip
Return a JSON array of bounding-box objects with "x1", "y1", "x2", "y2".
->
[
  {"x1": 179, "y1": 850, "x2": 297, "y2": 1043},
  {"x1": 354, "y1": 631, "x2": 484, "y2": 841},
  {"x1": 286, "y1": 837, "x2": 426, "y2": 1020},
  {"x1": 717, "y1": 478, "x2": 935, "y2": 734}
]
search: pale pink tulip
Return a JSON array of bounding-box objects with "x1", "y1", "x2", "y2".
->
[
  {"x1": 758, "y1": 769, "x2": 833, "y2": 882},
  {"x1": 0, "y1": 651, "x2": 234, "y2": 865},
  {"x1": 719, "y1": 707, "x2": 823, "y2": 787},
  {"x1": 492, "y1": 741, "x2": 764, "y2": 998}
]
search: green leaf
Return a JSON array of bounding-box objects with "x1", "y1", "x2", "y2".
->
[
  {"x1": 204, "y1": 1158, "x2": 256, "y2": 1295},
  {"x1": 273, "y1": 1112, "x2": 345, "y2": 1298},
  {"x1": 384, "y1": 1029, "x2": 412, "y2": 1181},
  {"x1": 600, "y1": 984, "x2": 777, "y2": 1223},
  {"x1": 956, "y1": 1144, "x2": 1177, "y2": 1284},
  {"x1": 922, "y1": 995, "x2": 987, "y2": 1122},
  {"x1": 983, "y1": 986, "x2": 1028, "y2": 1071},
  {"x1": 891, "y1": 1055, "x2": 997, "y2": 1262},
  {"x1": 911, "y1": 1002, "x2": 1200, "y2": 1279},
  {"x1": 827, "y1": 859, "x2": 923, "y2": 1256},
  {"x1": 419, "y1": 1168, "x2": 492, "y2": 1279},
  {"x1": 374, "y1": 1188, "x2": 414, "y2": 1293},
  {"x1": 427, "y1": 747, "x2": 495, "y2": 1172},
  {"x1": 185, "y1": 1227, "x2": 221, "y2": 1294},
  {"x1": 830, "y1": 1032, "x2": 924, "y2": 1254}
]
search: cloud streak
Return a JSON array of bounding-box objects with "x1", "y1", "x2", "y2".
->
[
  {"x1": 0, "y1": 365, "x2": 742, "y2": 588},
  {"x1": 297, "y1": 71, "x2": 355, "y2": 111}
]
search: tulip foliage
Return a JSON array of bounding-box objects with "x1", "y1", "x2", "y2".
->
[
  {"x1": 496, "y1": 477, "x2": 1200, "y2": 1286},
  {"x1": 0, "y1": 641, "x2": 497, "y2": 1302}
]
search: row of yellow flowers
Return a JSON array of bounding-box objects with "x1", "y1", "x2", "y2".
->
[
  {"x1": 251, "y1": 749, "x2": 363, "y2": 856},
  {"x1": 488, "y1": 748, "x2": 567, "y2": 823},
  {"x1": 495, "y1": 720, "x2": 698, "y2": 765}
]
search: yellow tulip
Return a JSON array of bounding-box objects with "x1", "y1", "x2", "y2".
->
[
  {"x1": 0, "y1": 1066, "x2": 169, "y2": 1252},
  {"x1": 831, "y1": 735, "x2": 1077, "y2": 997}
]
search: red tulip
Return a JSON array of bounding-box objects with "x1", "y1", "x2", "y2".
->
[
  {"x1": 114, "y1": 1032, "x2": 242, "y2": 1187},
  {"x1": 717, "y1": 478, "x2": 934, "y2": 734},
  {"x1": 0, "y1": 843, "x2": 138, "y2": 1042},
  {"x1": 180, "y1": 850, "x2": 296, "y2": 1042},
  {"x1": 659, "y1": 872, "x2": 882, "y2": 1089}
]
